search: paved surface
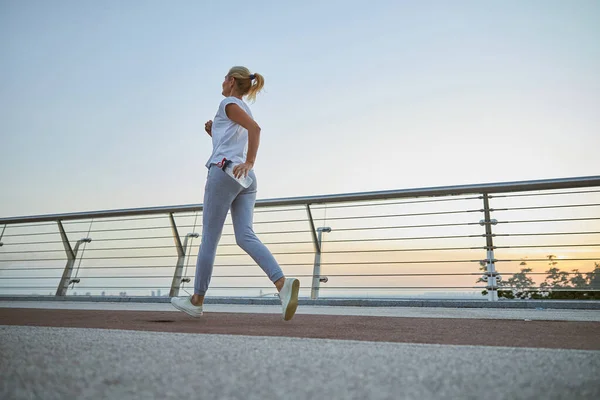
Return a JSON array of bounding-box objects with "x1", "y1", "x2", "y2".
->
[
  {"x1": 1, "y1": 326, "x2": 599, "y2": 400},
  {"x1": 2, "y1": 301, "x2": 600, "y2": 321},
  {"x1": 1, "y1": 307, "x2": 600, "y2": 350},
  {"x1": 1, "y1": 302, "x2": 599, "y2": 399}
]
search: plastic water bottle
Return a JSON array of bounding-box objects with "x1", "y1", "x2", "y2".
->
[{"x1": 223, "y1": 162, "x2": 253, "y2": 189}]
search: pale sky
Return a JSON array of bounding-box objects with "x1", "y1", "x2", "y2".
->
[{"x1": 1, "y1": 0, "x2": 599, "y2": 218}]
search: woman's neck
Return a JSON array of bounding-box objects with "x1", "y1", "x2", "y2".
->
[{"x1": 225, "y1": 89, "x2": 243, "y2": 99}]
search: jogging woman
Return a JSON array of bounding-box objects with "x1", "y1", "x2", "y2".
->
[{"x1": 171, "y1": 66, "x2": 300, "y2": 321}]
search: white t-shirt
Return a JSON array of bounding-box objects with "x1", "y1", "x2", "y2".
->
[{"x1": 205, "y1": 97, "x2": 254, "y2": 169}]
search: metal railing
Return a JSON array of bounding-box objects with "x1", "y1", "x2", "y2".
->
[{"x1": 1, "y1": 175, "x2": 599, "y2": 301}]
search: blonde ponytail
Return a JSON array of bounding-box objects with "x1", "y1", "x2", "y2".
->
[
  {"x1": 227, "y1": 66, "x2": 265, "y2": 102},
  {"x1": 246, "y1": 72, "x2": 264, "y2": 102}
]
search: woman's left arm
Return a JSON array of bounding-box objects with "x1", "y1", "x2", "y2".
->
[{"x1": 225, "y1": 103, "x2": 261, "y2": 178}]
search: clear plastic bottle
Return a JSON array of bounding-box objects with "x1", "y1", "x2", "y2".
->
[{"x1": 223, "y1": 162, "x2": 253, "y2": 188}]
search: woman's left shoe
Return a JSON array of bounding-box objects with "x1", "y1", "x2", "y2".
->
[
  {"x1": 279, "y1": 278, "x2": 300, "y2": 321},
  {"x1": 170, "y1": 296, "x2": 203, "y2": 317}
]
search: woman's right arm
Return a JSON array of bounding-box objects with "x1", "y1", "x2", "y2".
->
[
  {"x1": 225, "y1": 103, "x2": 260, "y2": 166},
  {"x1": 205, "y1": 120, "x2": 213, "y2": 137}
]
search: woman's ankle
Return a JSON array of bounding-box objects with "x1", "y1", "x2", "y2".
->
[
  {"x1": 191, "y1": 294, "x2": 204, "y2": 306},
  {"x1": 274, "y1": 277, "x2": 286, "y2": 292}
]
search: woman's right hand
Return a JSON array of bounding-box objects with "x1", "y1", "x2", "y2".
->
[{"x1": 205, "y1": 120, "x2": 213, "y2": 137}]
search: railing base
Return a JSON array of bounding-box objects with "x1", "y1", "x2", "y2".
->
[{"x1": 1, "y1": 295, "x2": 599, "y2": 310}]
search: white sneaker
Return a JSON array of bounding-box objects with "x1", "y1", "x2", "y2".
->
[
  {"x1": 279, "y1": 278, "x2": 300, "y2": 321},
  {"x1": 170, "y1": 296, "x2": 203, "y2": 317}
]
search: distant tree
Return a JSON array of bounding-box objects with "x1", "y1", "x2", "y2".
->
[
  {"x1": 504, "y1": 267, "x2": 534, "y2": 290},
  {"x1": 586, "y1": 262, "x2": 600, "y2": 290},
  {"x1": 540, "y1": 255, "x2": 567, "y2": 289},
  {"x1": 540, "y1": 268, "x2": 570, "y2": 289},
  {"x1": 499, "y1": 267, "x2": 536, "y2": 299},
  {"x1": 569, "y1": 269, "x2": 587, "y2": 288},
  {"x1": 538, "y1": 256, "x2": 598, "y2": 299},
  {"x1": 477, "y1": 255, "x2": 599, "y2": 300}
]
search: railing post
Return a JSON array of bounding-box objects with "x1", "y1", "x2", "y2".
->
[
  {"x1": 311, "y1": 227, "x2": 331, "y2": 300},
  {"x1": 169, "y1": 213, "x2": 199, "y2": 297},
  {"x1": 306, "y1": 205, "x2": 330, "y2": 300},
  {"x1": 56, "y1": 221, "x2": 92, "y2": 296},
  {"x1": 480, "y1": 194, "x2": 499, "y2": 301}
]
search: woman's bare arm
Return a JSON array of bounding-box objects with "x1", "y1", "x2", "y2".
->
[{"x1": 225, "y1": 103, "x2": 261, "y2": 166}]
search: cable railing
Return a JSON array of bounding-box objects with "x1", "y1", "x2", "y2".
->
[{"x1": 0, "y1": 175, "x2": 599, "y2": 301}]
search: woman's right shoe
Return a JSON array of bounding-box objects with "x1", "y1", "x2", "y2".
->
[
  {"x1": 170, "y1": 296, "x2": 203, "y2": 317},
  {"x1": 279, "y1": 278, "x2": 300, "y2": 321}
]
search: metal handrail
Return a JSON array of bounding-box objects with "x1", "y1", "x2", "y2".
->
[
  {"x1": 2, "y1": 175, "x2": 599, "y2": 224},
  {"x1": 1, "y1": 175, "x2": 599, "y2": 301}
]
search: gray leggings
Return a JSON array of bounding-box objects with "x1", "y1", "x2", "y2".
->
[{"x1": 194, "y1": 164, "x2": 284, "y2": 295}]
